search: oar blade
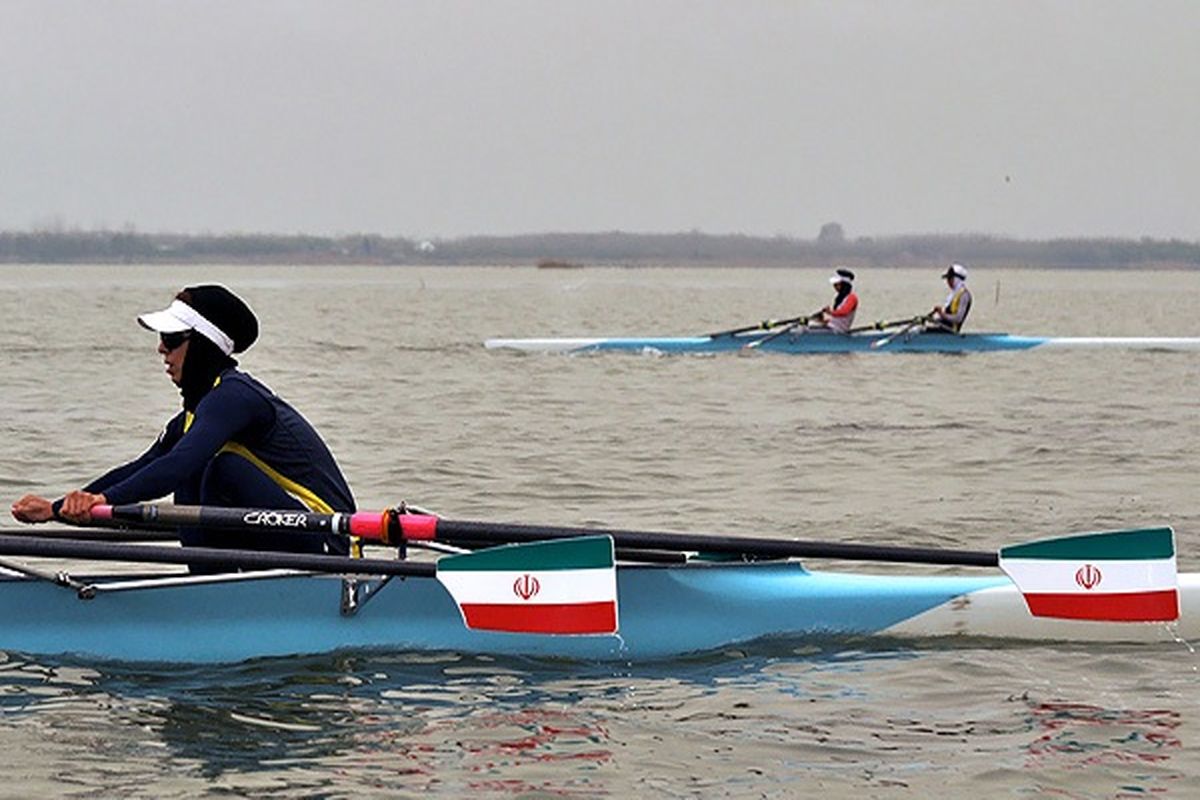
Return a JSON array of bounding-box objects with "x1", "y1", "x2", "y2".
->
[
  {"x1": 999, "y1": 527, "x2": 1179, "y2": 622},
  {"x1": 436, "y1": 535, "x2": 619, "y2": 635}
]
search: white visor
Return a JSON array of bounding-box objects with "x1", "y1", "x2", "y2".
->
[
  {"x1": 829, "y1": 274, "x2": 853, "y2": 285},
  {"x1": 138, "y1": 299, "x2": 236, "y2": 355}
]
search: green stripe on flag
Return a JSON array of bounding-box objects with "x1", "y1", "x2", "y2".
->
[
  {"x1": 438, "y1": 535, "x2": 615, "y2": 572},
  {"x1": 1000, "y1": 527, "x2": 1174, "y2": 561}
]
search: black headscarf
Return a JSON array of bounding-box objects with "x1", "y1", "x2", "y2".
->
[
  {"x1": 179, "y1": 333, "x2": 237, "y2": 411},
  {"x1": 171, "y1": 285, "x2": 258, "y2": 411}
]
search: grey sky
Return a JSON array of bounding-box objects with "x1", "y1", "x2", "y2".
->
[{"x1": 2, "y1": 1, "x2": 1197, "y2": 240}]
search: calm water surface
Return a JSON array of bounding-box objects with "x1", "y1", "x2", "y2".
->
[{"x1": 1, "y1": 264, "x2": 1198, "y2": 797}]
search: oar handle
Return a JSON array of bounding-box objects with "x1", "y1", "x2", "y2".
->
[{"x1": 94, "y1": 503, "x2": 391, "y2": 539}]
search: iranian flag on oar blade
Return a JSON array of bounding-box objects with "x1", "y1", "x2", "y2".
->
[
  {"x1": 436, "y1": 535, "x2": 618, "y2": 635},
  {"x1": 999, "y1": 527, "x2": 1179, "y2": 622}
]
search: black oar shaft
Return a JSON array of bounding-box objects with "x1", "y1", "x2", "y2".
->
[
  {"x1": 95, "y1": 504, "x2": 1000, "y2": 568},
  {"x1": 706, "y1": 312, "x2": 812, "y2": 339},
  {"x1": 22, "y1": 527, "x2": 176, "y2": 542},
  {"x1": 419, "y1": 520, "x2": 999, "y2": 568},
  {"x1": 849, "y1": 316, "x2": 925, "y2": 334},
  {"x1": 0, "y1": 534, "x2": 435, "y2": 577}
]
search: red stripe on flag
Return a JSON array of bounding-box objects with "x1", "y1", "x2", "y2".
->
[
  {"x1": 460, "y1": 601, "x2": 618, "y2": 634},
  {"x1": 1023, "y1": 589, "x2": 1179, "y2": 622}
]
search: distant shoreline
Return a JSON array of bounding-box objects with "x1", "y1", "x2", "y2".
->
[{"x1": 3, "y1": 229, "x2": 1198, "y2": 269}]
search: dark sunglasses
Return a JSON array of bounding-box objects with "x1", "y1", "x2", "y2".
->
[{"x1": 159, "y1": 330, "x2": 192, "y2": 351}]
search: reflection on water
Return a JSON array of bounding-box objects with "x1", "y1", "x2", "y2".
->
[
  {"x1": 1025, "y1": 701, "x2": 1182, "y2": 768},
  {"x1": 0, "y1": 646, "x2": 909, "y2": 796},
  {"x1": 0, "y1": 643, "x2": 1193, "y2": 797},
  {"x1": 1018, "y1": 700, "x2": 1186, "y2": 797}
]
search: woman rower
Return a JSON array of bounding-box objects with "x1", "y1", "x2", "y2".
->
[
  {"x1": 813, "y1": 267, "x2": 859, "y2": 333},
  {"x1": 9, "y1": 284, "x2": 355, "y2": 564},
  {"x1": 928, "y1": 263, "x2": 972, "y2": 332}
]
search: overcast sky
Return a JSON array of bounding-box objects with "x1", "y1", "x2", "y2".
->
[{"x1": 2, "y1": 1, "x2": 1197, "y2": 240}]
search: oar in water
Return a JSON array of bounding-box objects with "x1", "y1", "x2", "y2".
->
[
  {"x1": 80, "y1": 503, "x2": 1182, "y2": 624},
  {"x1": 704, "y1": 313, "x2": 813, "y2": 340},
  {"x1": 869, "y1": 314, "x2": 932, "y2": 349}
]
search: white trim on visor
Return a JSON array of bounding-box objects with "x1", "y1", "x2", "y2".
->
[{"x1": 138, "y1": 300, "x2": 236, "y2": 355}]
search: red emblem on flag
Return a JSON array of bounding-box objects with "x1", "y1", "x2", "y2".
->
[
  {"x1": 513, "y1": 574, "x2": 541, "y2": 600},
  {"x1": 1075, "y1": 564, "x2": 1103, "y2": 590}
]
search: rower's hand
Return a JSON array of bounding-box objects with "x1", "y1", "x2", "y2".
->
[
  {"x1": 10, "y1": 494, "x2": 54, "y2": 524},
  {"x1": 59, "y1": 490, "x2": 106, "y2": 524}
]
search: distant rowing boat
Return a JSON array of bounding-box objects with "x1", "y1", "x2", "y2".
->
[{"x1": 485, "y1": 330, "x2": 1200, "y2": 355}]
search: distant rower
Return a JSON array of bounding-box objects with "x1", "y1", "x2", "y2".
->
[
  {"x1": 928, "y1": 263, "x2": 972, "y2": 332},
  {"x1": 815, "y1": 268, "x2": 859, "y2": 334}
]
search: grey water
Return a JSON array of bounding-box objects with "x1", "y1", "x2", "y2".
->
[{"x1": 1, "y1": 264, "x2": 1198, "y2": 797}]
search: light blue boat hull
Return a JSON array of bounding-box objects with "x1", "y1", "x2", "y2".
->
[
  {"x1": 587, "y1": 331, "x2": 1050, "y2": 354},
  {"x1": 0, "y1": 564, "x2": 1011, "y2": 664},
  {"x1": 485, "y1": 331, "x2": 1200, "y2": 355}
]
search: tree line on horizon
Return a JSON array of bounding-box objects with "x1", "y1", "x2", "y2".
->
[{"x1": 2, "y1": 227, "x2": 1198, "y2": 268}]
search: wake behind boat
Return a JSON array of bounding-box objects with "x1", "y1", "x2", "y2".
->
[
  {"x1": 484, "y1": 328, "x2": 1200, "y2": 355},
  {"x1": 0, "y1": 505, "x2": 1194, "y2": 664}
]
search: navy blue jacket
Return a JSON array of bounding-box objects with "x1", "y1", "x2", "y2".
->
[{"x1": 81, "y1": 369, "x2": 355, "y2": 513}]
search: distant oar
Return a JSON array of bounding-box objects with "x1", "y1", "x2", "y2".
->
[
  {"x1": 742, "y1": 308, "x2": 825, "y2": 351},
  {"x1": 705, "y1": 313, "x2": 812, "y2": 339},
  {"x1": 849, "y1": 317, "x2": 925, "y2": 334},
  {"x1": 869, "y1": 314, "x2": 931, "y2": 349}
]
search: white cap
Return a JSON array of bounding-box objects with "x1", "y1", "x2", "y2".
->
[
  {"x1": 942, "y1": 263, "x2": 967, "y2": 280},
  {"x1": 138, "y1": 299, "x2": 236, "y2": 355},
  {"x1": 828, "y1": 267, "x2": 855, "y2": 286}
]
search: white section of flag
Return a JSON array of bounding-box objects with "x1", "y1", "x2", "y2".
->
[
  {"x1": 437, "y1": 567, "x2": 617, "y2": 606},
  {"x1": 999, "y1": 557, "x2": 1177, "y2": 594}
]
